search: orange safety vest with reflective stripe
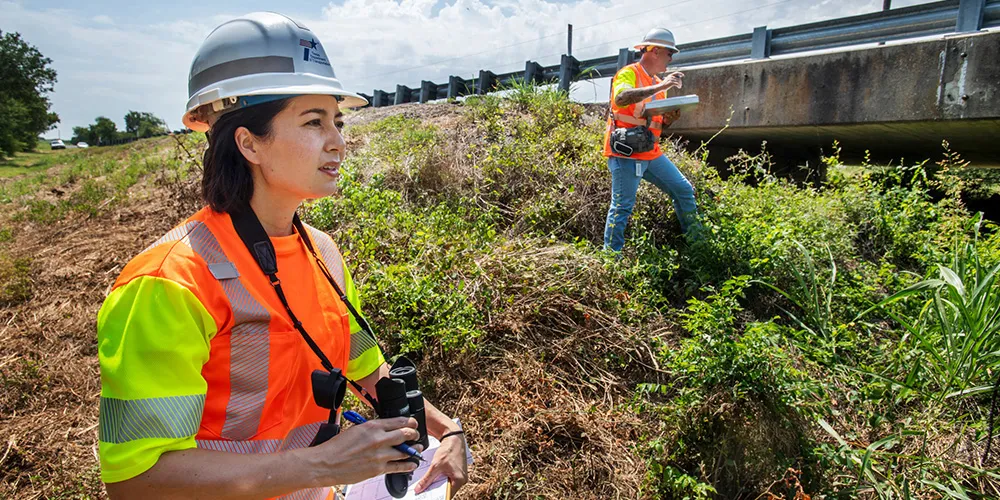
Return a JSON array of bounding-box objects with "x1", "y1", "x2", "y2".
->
[
  {"x1": 98, "y1": 207, "x2": 382, "y2": 500},
  {"x1": 603, "y1": 62, "x2": 668, "y2": 161}
]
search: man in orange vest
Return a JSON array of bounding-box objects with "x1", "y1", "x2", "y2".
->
[{"x1": 603, "y1": 27, "x2": 700, "y2": 252}]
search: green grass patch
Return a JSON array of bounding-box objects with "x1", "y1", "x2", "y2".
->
[
  {"x1": 0, "y1": 148, "x2": 67, "y2": 178},
  {"x1": 1, "y1": 136, "x2": 193, "y2": 223},
  {"x1": 0, "y1": 255, "x2": 32, "y2": 305}
]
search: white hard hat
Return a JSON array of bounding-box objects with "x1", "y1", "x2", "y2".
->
[
  {"x1": 634, "y1": 27, "x2": 679, "y2": 54},
  {"x1": 183, "y1": 11, "x2": 367, "y2": 132}
]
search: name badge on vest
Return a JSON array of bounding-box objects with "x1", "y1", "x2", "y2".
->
[{"x1": 208, "y1": 261, "x2": 240, "y2": 280}]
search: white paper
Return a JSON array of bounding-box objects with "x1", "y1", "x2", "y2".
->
[{"x1": 343, "y1": 420, "x2": 471, "y2": 500}]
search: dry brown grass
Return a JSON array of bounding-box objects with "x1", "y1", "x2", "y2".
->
[{"x1": 0, "y1": 143, "x2": 201, "y2": 498}]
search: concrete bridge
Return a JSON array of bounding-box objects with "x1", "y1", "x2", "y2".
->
[
  {"x1": 363, "y1": 0, "x2": 999, "y2": 167},
  {"x1": 669, "y1": 28, "x2": 1000, "y2": 168}
]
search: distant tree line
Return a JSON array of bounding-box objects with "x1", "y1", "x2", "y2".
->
[
  {"x1": 0, "y1": 30, "x2": 60, "y2": 158},
  {"x1": 71, "y1": 111, "x2": 169, "y2": 146}
]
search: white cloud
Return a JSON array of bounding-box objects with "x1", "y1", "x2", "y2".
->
[
  {"x1": 91, "y1": 14, "x2": 114, "y2": 25},
  {"x1": 0, "y1": 0, "x2": 937, "y2": 136},
  {"x1": 310, "y1": 0, "x2": 923, "y2": 95}
]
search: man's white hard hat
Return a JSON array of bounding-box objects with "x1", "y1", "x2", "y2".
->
[
  {"x1": 183, "y1": 11, "x2": 367, "y2": 132},
  {"x1": 634, "y1": 27, "x2": 680, "y2": 54}
]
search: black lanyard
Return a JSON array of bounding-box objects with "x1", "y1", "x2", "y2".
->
[{"x1": 229, "y1": 205, "x2": 379, "y2": 408}]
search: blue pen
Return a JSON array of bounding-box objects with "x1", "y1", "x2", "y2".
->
[{"x1": 342, "y1": 410, "x2": 425, "y2": 461}]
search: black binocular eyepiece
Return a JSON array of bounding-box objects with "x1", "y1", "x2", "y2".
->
[
  {"x1": 377, "y1": 358, "x2": 428, "y2": 498},
  {"x1": 308, "y1": 368, "x2": 348, "y2": 447}
]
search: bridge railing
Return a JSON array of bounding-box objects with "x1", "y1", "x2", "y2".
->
[{"x1": 360, "y1": 0, "x2": 1000, "y2": 108}]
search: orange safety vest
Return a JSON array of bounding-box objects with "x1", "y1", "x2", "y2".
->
[
  {"x1": 116, "y1": 207, "x2": 351, "y2": 500},
  {"x1": 603, "y1": 62, "x2": 668, "y2": 161}
]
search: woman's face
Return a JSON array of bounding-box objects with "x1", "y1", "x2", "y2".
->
[{"x1": 238, "y1": 94, "x2": 347, "y2": 204}]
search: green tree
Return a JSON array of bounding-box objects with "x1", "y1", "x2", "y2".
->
[
  {"x1": 70, "y1": 126, "x2": 94, "y2": 145},
  {"x1": 0, "y1": 31, "x2": 59, "y2": 157},
  {"x1": 91, "y1": 116, "x2": 118, "y2": 144},
  {"x1": 124, "y1": 111, "x2": 168, "y2": 138}
]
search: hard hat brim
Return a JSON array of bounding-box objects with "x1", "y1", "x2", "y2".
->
[
  {"x1": 183, "y1": 74, "x2": 369, "y2": 132},
  {"x1": 634, "y1": 42, "x2": 680, "y2": 53}
]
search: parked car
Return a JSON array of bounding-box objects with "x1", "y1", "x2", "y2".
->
[
  {"x1": 50, "y1": 139, "x2": 66, "y2": 150},
  {"x1": 76, "y1": 142, "x2": 89, "y2": 148}
]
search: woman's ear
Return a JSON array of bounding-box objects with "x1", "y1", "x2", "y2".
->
[{"x1": 234, "y1": 126, "x2": 261, "y2": 165}]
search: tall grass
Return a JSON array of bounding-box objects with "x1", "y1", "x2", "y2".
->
[{"x1": 865, "y1": 216, "x2": 1000, "y2": 402}]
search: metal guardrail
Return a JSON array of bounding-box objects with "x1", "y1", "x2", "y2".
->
[{"x1": 361, "y1": 0, "x2": 998, "y2": 108}]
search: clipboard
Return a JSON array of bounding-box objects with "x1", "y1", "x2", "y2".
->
[{"x1": 642, "y1": 94, "x2": 699, "y2": 117}]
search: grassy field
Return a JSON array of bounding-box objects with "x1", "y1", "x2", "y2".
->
[{"x1": 1, "y1": 88, "x2": 999, "y2": 499}]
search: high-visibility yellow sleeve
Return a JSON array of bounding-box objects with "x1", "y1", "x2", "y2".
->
[
  {"x1": 96, "y1": 276, "x2": 216, "y2": 483},
  {"x1": 343, "y1": 265, "x2": 385, "y2": 381},
  {"x1": 612, "y1": 66, "x2": 638, "y2": 102}
]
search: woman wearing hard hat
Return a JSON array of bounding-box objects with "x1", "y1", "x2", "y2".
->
[
  {"x1": 96, "y1": 12, "x2": 468, "y2": 499},
  {"x1": 603, "y1": 27, "x2": 701, "y2": 252}
]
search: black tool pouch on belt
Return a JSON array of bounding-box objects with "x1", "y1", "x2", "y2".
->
[{"x1": 610, "y1": 124, "x2": 656, "y2": 157}]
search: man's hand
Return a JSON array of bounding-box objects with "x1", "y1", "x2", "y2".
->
[
  {"x1": 662, "y1": 109, "x2": 681, "y2": 126},
  {"x1": 659, "y1": 71, "x2": 684, "y2": 91}
]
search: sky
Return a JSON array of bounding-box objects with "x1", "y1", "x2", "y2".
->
[{"x1": 0, "y1": 0, "x2": 934, "y2": 138}]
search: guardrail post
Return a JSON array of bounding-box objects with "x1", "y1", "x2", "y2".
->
[
  {"x1": 372, "y1": 90, "x2": 388, "y2": 108},
  {"x1": 448, "y1": 76, "x2": 468, "y2": 99},
  {"x1": 956, "y1": 0, "x2": 986, "y2": 32},
  {"x1": 394, "y1": 85, "x2": 412, "y2": 105},
  {"x1": 616, "y1": 48, "x2": 635, "y2": 71},
  {"x1": 419, "y1": 81, "x2": 435, "y2": 103},
  {"x1": 751, "y1": 26, "x2": 772, "y2": 59},
  {"x1": 525, "y1": 61, "x2": 545, "y2": 85},
  {"x1": 477, "y1": 70, "x2": 497, "y2": 94},
  {"x1": 558, "y1": 54, "x2": 579, "y2": 92}
]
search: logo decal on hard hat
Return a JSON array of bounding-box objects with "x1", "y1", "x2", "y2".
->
[{"x1": 299, "y1": 38, "x2": 330, "y2": 65}]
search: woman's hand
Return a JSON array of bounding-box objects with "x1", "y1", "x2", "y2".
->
[
  {"x1": 301, "y1": 417, "x2": 420, "y2": 487},
  {"x1": 413, "y1": 433, "x2": 469, "y2": 494}
]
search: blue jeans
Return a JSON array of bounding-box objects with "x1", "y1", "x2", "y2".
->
[{"x1": 603, "y1": 154, "x2": 700, "y2": 251}]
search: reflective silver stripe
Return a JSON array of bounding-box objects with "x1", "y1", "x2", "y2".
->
[
  {"x1": 182, "y1": 223, "x2": 271, "y2": 441},
  {"x1": 348, "y1": 330, "x2": 380, "y2": 361},
  {"x1": 196, "y1": 422, "x2": 331, "y2": 500},
  {"x1": 612, "y1": 112, "x2": 663, "y2": 130},
  {"x1": 277, "y1": 487, "x2": 332, "y2": 500},
  {"x1": 188, "y1": 55, "x2": 295, "y2": 98},
  {"x1": 99, "y1": 395, "x2": 205, "y2": 444},
  {"x1": 303, "y1": 225, "x2": 346, "y2": 291},
  {"x1": 195, "y1": 421, "x2": 322, "y2": 453},
  {"x1": 143, "y1": 221, "x2": 201, "y2": 253},
  {"x1": 148, "y1": 219, "x2": 272, "y2": 441},
  {"x1": 302, "y1": 225, "x2": 379, "y2": 361}
]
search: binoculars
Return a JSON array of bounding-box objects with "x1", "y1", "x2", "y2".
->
[{"x1": 308, "y1": 357, "x2": 428, "y2": 499}]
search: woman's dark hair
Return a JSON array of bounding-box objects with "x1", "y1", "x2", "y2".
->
[{"x1": 201, "y1": 98, "x2": 291, "y2": 213}]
